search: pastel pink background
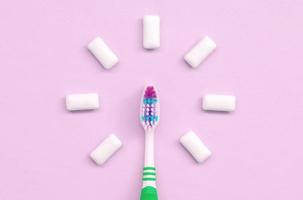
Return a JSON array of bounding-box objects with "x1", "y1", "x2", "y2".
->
[{"x1": 1, "y1": 0, "x2": 303, "y2": 199}]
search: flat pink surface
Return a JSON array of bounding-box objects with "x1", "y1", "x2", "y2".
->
[{"x1": 0, "y1": 0, "x2": 303, "y2": 199}]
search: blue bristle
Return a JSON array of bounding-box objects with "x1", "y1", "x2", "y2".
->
[
  {"x1": 141, "y1": 97, "x2": 159, "y2": 126},
  {"x1": 143, "y1": 98, "x2": 158, "y2": 105}
]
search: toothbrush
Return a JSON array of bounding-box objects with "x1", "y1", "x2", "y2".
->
[{"x1": 140, "y1": 85, "x2": 160, "y2": 200}]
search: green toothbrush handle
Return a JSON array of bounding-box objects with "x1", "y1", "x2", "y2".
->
[
  {"x1": 140, "y1": 186, "x2": 158, "y2": 200},
  {"x1": 140, "y1": 167, "x2": 158, "y2": 200}
]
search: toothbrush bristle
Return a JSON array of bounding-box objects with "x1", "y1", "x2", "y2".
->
[{"x1": 140, "y1": 85, "x2": 160, "y2": 129}]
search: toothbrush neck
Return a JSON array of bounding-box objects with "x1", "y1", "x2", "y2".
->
[{"x1": 144, "y1": 128, "x2": 155, "y2": 166}]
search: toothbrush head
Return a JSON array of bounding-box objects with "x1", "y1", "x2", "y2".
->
[{"x1": 140, "y1": 85, "x2": 160, "y2": 130}]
